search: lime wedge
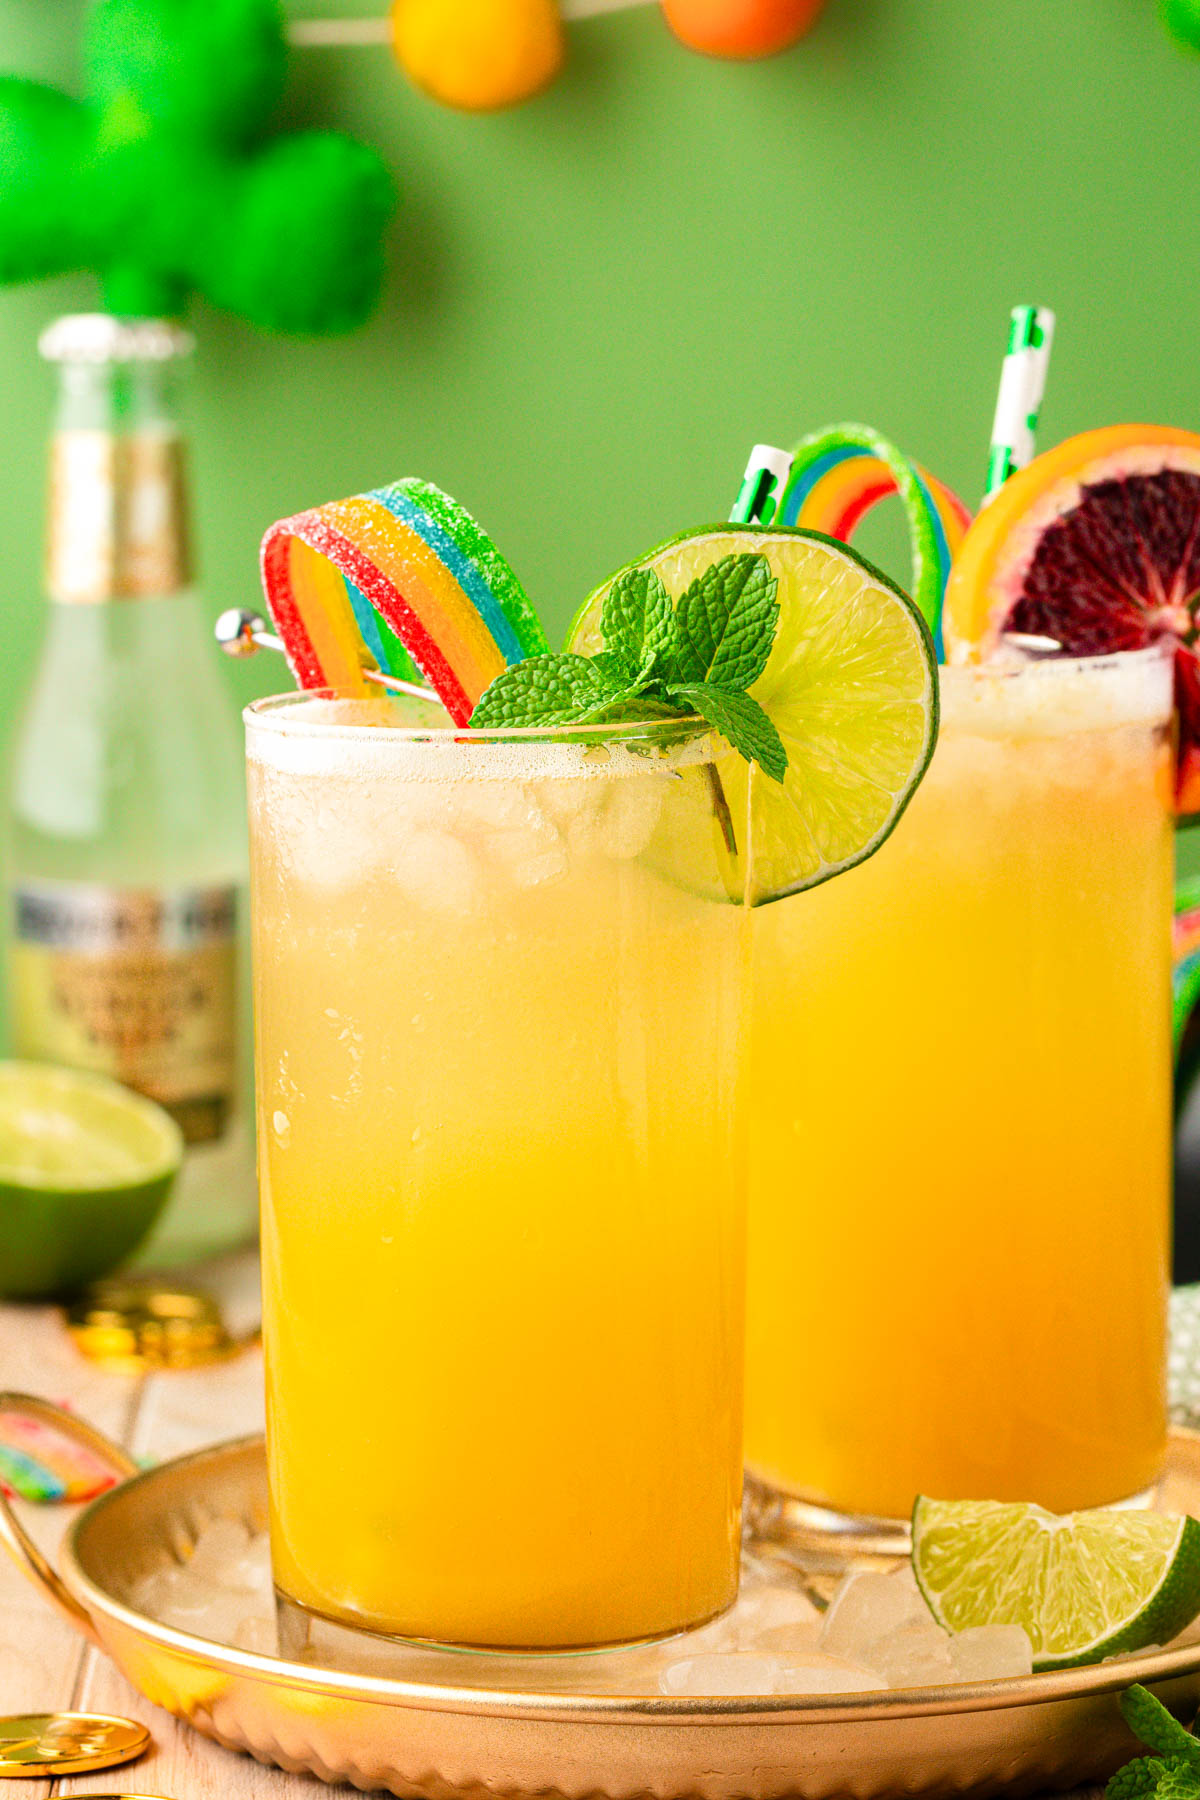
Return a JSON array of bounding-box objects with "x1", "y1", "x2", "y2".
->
[
  {"x1": 0, "y1": 1062, "x2": 182, "y2": 1300},
  {"x1": 912, "y1": 1496, "x2": 1200, "y2": 1671},
  {"x1": 567, "y1": 526, "x2": 937, "y2": 905}
]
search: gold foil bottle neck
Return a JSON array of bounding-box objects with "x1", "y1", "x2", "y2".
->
[{"x1": 46, "y1": 429, "x2": 191, "y2": 603}]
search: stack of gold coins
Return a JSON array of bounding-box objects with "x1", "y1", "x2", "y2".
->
[
  {"x1": 0, "y1": 1712, "x2": 151, "y2": 1777},
  {"x1": 65, "y1": 1281, "x2": 253, "y2": 1373}
]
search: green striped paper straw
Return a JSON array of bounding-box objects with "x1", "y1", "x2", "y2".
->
[
  {"x1": 982, "y1": 304, "x2": 1056, "y2": 504},
  {"x1": 730, "y1": 444, "x2": 793, "y2": 525}
]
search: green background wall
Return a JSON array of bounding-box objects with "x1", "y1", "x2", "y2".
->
[{"x1": 1, "y1": 0, "x2": 1198, "y2": 722}]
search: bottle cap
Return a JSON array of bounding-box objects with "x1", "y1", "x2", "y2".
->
[{"x1": 38, "y1": 315, "x2": 194, "y2": 364}]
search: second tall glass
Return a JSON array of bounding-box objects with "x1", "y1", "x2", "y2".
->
[{"x1": 746, "y1": 645, "x2": 1174, "y2": 1533}]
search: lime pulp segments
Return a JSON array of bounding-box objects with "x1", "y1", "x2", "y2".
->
[
  {"x1": 912, "y1": 1496, "x2": 1200, "y2": 1671},
  {"x1": 567, "y1": 525, "x2": 938, "y2": 906},
  {"x1": 0, "y1": 1061, "x2": 182, "y2": 1300}
]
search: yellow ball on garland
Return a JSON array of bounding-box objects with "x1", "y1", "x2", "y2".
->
[{"x1": 390, "y1": 0, "x2": 565, "y2": 111}]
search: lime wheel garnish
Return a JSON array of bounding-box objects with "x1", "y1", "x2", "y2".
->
[
  {"x1": 943, "y1": 424, "x2": 1200, "y2": 811},
  {"x1": 567, "y1": 526, "x2": 937, "y2": 905}
]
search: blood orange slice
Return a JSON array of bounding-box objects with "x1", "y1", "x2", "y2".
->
[{"x1": 944, "y1": 424, "x2": 1200, "y2": 811}]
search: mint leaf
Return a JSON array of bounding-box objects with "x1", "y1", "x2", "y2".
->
[
  {"x1": 1108, "y1": 1757, "x2": 1170, "y2": 1800},
  {"x1": 1156, "y1": 1763, "x2": 1200, "y2": 1800},
  {"x1": 470, "y1": 654, "x2": 621, "y2": 727},
  {"x1": 675, "y1": 553, "x2": 779, "y2": 691},
  {"x1": 668, "y1": 681, "x2": 788, "y2": 783},
  {"x1": 591, "y1": 649, "x2": 634, "y2": 687},
  {"x1": 1122, "y1": 1689, "x2": 1200, "y2": 1764},
  {"x1": 587, "y1": 695, "x2": 686, "y2": 723},
  {"x1": 601, "y1": 566, "x2": 680, "y2": 683}
]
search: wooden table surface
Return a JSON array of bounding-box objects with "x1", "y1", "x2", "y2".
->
[
  {"x1": 0, "y1": 1248, "x2": 344, "y2": 1800},
  {"x1": 0, "y1": 1250, "x2": 1138, "y2": 1800}
]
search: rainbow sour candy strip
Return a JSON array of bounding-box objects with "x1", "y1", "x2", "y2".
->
[
  {"x1": 776, "y1": 423, "x2": 972, "y2": 658},
  {"x1": 0, "y1": 1410, "x2": 117, "y2": 1504},
  {"x1": 260, "y1": 479, "x2": 548, "y2": 724}
]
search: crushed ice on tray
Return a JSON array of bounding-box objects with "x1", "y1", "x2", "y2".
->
[{"x1": 131, "y1": 1524, "x2": 1053, "y2": 1695}]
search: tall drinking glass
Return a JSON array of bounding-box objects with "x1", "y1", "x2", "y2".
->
[
  {"x1": 247, "y1": 693, "x2": 745, "y2": 1653},
  {"x1": 746, "y1": 646, "x2": 1174, "y2": 1537}
]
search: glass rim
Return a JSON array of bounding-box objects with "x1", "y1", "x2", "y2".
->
[
  {"x1": 939, "y1": 640, "x2": 1174, "y2": 683},
  {"x1": 243, "y1": 687, "x2": 707, "y2": 748}
]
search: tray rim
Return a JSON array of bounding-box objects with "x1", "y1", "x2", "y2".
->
[{"x1": 59, "y1": 1426, "x2": 1200, "y2": 1728}]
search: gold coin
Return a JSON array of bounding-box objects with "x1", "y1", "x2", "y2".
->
[
  {"x1": 0, "y1": 1712, "x2": 151, "y2": 1777},
  {"x1": 65, "y1": 1280, "x2": 254, "y2": 1372}
]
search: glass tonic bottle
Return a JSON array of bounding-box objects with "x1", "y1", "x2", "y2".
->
[{"x1": 3, "y1": 313, "x2": 255, "y2": 1264}]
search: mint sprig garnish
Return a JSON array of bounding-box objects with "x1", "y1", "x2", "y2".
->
[
  {"x1": 469, "y1": 553, "x2": 788, "y2": 783},
  {"x1": 667, "y1": 683, "x2": 786, "y2": 782},
  {"x1": 675, "y1": 552, "x2": 779, "y2": 690},
  {"x1": 1105, "y1": 1688, "x2": 1200, "y2": 1800},
  {"x1": 458, "y1": 653, "x2": 619, "y2": 728},
  {"x1": 600, "y1": 565, "x2": 680, "y2": 685}
]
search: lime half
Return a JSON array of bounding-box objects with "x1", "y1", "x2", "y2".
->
[
  {"x1": 912, "y1": 1496, "x2": 1200, "y2": 1671},
  {"x1": 0, "y1": 1062, "x2": 182, "y2": 1300},
  {"x1": 567, "y1": 526, "x2": 937, "y2": 905}
]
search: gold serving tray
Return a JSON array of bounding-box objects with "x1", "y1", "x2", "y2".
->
[{"x1": 4, "y1": 1396, "x2": 1200, "y2": 1800}]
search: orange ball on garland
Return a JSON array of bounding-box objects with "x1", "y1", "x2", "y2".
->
[{"x1": 662, "y1": 0, "x2": 827, "y2": 58}]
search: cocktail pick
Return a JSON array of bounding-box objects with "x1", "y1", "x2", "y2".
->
[
  {"x1": 216, "y1": 607, "x2": 436, "y2": 701},
  {"x1": 0, "y1": 0, "x2": 395, "y2": 332}
]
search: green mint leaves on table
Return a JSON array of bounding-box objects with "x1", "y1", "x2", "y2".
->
[
  {"x1": 1107, "y1": 1687, "x2": 1200, "y2": 1800},
  {"x1": 469, "y1": 553, "x2": 788, "y2": 783}
]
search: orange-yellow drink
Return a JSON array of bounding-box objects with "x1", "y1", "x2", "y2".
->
[
  {"x1": 247, "y1": 694, "x2": 745, "y2": 1651},
  {"x1": 746, "y1": 647, "x2": 1174, "y2": 1523}
]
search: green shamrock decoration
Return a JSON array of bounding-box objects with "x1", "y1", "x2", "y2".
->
[
  {"x1": 1107, "y1": 1687, "x2": 1200, "y2": 1800},
  {"x1": 0, "y1": 0, "x2": 395, "y2": 331},
  {"x1": 1163, "y1": 0, "x2": 1200, "y2": 54}
]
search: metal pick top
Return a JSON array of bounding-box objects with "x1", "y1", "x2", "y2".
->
[
  {"x1": 215, "y1": 608, "x2": 436, "y2": 702},
  {"x1": 0, "y1": 1713, "x2": 151, "y2": 1777}
]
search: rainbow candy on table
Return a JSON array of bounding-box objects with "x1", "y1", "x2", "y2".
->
[
  {"x1": 260, "y1": 478, "x2": 549, "y2": 725},
  {"x1": 775, "y1": 424, "x2": 973, "y2": 660},
  {"x1": 0, "y1": 1409, "x2": 117, "y2": 1504}
]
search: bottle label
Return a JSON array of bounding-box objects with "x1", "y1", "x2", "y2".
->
[{"x1": 9, "y1": 881, "x2": 237, "y2": 1145}]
